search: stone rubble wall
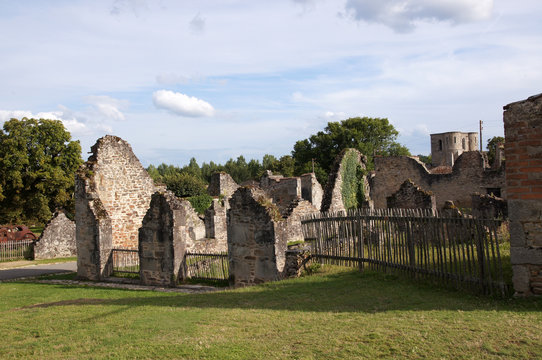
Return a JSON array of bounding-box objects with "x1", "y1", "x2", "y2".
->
[
  {"x1": 300, "y1": 173, "x2": 323, "y2": 211},
  {"x1": 139, "y1": 191, "x2": 185, "y2": 287},
  {"x1": 207, "y1": 172, "x2": 239, "y2": 197},
  {"x1": 386, "y1": 179, "x2": 436, "y2": 211},
  {"x1": 34, "y1": 211, "x2": 76, "y2": 260},
  {"x1": 503, "y1": 93, "x2": 542, "y2": 296},
  {"x1": 471, "y1": 193, "x2": 507, "y2": 219},
  {"x1": 259, "y1": 171, "x2": 302, "y2": 213},
  {"x1": 276, "y1": 199, "x2": 319, "y2": 245},
  {"x1": 79, "y1": 136, "x2": 158, "y2": 249},
  {"x1": 321, "y1": 148, "x2": 369, "y2": 213},
  {"x1": 75, "y1": 179, "x2": 113, "y2": 280},
  {"x1": 227, "y1": 186, "x2": 286, "y2": 286},
  {"x1": 204, "y1": 198, "x2": 228, "y2": 242},
  {"x1": 372, "y1": 152, "x2": 505, "y2": 209}
]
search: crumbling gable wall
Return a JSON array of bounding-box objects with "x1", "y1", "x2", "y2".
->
[
  {"x1": 372, "y1": 152, "x2": 505, "y2": 209},
  {"x1": 321, "y1": 148, "x2": 370, "y2": 213},
  {"x1": 503, "y1": 93, "x2": 542, "y2": 296},
  {"x1": 227, "y1": 186, "x2": 287, "y2": 286},
  {"x1": 34, "y1": 211, "x2": 76, "y2": 260},
  {"x1": 75, "y1": 135, "x2": 158, "y2": 280},
  {"x1": 386, "y1": 179, "x2": 436, "y2": 211},
  {"x1": 76, "y1": 136, "x2": 157, "y2": 249}
]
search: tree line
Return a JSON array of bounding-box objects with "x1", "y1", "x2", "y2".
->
[
  {"x1": 0, "y1": 116, "x2": 504, "y2": 224},
  {"x1": 146, "y1": 117, "x2": 412, "y2": 211}
]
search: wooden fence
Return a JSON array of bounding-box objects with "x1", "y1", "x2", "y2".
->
[
  {"x1": 301, "y1": 208, "x2": 510, "y2": 296},
  {"x1": 0, "y1": 239, "x2": 34, "y2": 262},
  {"x1": 182, "y1": 252, "x2": 229, "y2": 282}
]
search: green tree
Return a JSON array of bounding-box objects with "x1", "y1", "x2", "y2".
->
[
  {"x1": 486, "y1": 136, "x2": 505, "y2": 166},
  {"x1": 417, "y1": 154, "x2": 432, "y2": 165},
  {"x1": 0, "y1": 118, "x2": 83, "y2": 223},
  {"x1": 277, "y1": 155, "x2": 295, "y2": 177},
  {"x1": 162, "y1": 172, "x2": 207, "y2": 198},
  {"x1": 292, "y1": 117, "x2": 410, "y2": 184}
]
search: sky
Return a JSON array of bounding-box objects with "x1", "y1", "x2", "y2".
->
[{"x1": 0, "y1": 0, "x2": 541, "y2": 167}]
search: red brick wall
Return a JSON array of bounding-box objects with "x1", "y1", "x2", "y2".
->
[{"x1": 504, "y1": 93, "x2": 542, "y2": 296}]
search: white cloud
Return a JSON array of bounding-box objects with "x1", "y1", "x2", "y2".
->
[
  {"x1": 0, "y1": 109, "x2": 91, "y2": 136},
  {"x1": 345, "y1": 0, "x2": 493, "y2": 32},
  {"x1": 152, "y1": 90, "x2": 215, "y2": 117},
  {"x1": 84, "y1": 95, "x2": 128, "y2": 121},
  {"x1": 323, "y1": 111, "x2": 347, "y2": 120}
]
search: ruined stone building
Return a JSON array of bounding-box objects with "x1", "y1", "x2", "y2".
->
[
  {"x1": 372, "y1": 152, "x2": 504, "y2": 209},
  {"x1": 430, "y1": 131, "x2": 478, "y2": 167}
]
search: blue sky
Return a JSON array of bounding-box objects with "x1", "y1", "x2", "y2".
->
[{"x1": 1, "y1": 0, "x2": 541, "y2": 166}]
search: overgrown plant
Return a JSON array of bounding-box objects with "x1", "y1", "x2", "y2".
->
[{"x1": 340, "y1": 150, "x2": 366, "y2": 210}]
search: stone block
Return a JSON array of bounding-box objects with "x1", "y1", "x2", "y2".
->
[{"x1": 510, "y1": 246, "x2": 542, "y2": 265}]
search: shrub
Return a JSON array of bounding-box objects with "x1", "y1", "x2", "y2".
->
[{"x1": 188, "y1": 194, "x2": 213, "y2": 215}]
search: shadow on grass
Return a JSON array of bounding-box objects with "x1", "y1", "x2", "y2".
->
[{"x1": 12, "y1": 269, "x2": 542, "y2": 314}]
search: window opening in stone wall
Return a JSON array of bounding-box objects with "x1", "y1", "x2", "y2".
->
[
  {"x1": 462, "y1": 138, "x2": 466, "y2": 150},
  {"x1": 438, "y1": 140, "x2": 443, "y2": 151},
  {"x1": 454, "y1": 136, "x2": 456, "y2": 144},
  {"x1": 486, "y1": 188, "x2": 501, "y2": 197}
]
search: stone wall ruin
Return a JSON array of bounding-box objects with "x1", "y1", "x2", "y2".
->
[
  {"x1": 386, "y1": 179, "x2": 436, "y2": 211},
  {"x1": 75, "y1": 135, "x2": 159, "y2": 280},
  {"x1": 504, "y1": 93, "x2": 542, "y2": 296},
  {"x1": 34, "y1": 211, "x2": 76, "y2": 260},
  {"x1": 227, "y1": 186, "x2": 287, "y2": 286},
  {"x1": 372, "y1": 152, "x2": 505, "y2": 209},
  {"x1": 321, "y1": 148, "x2": 371, "y2": 213}
]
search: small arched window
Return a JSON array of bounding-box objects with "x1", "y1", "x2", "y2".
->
[{"x1": 438, "y1": 139, "x2": 443, "y2": 151}]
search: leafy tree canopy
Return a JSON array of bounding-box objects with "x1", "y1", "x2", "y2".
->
[
  {"x1": 0, "y1": 118, "x2": 82, "y2": 224},
  {"x1": 486, "y1": 136, "x2": 505, "y2": 166},
  {"x1": 292, "y1": 117, "x2": 410, "y2": 184}
]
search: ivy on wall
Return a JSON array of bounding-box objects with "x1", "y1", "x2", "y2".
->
[{"x1": 340, "y1": 150, "x2": 366, "y2": 210}]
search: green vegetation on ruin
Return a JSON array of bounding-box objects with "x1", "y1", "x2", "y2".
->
[
  {"x1": 1, "y1": 266, "x2": 540, "y2": 359},
  {"x1": 340, "y1": 149, "x2": 366, "y2": 210}
]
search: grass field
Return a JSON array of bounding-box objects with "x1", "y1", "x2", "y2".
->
[{"x1": 1, "y1": 267, "x2": 541, "y2": 359}]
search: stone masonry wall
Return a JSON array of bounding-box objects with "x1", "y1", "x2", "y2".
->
[
  {"x1": 259, "y1": 171, "x2": 302, "y2": 213},
  {"x1": 503, "y1": 93, "x2": 542, "y2": 296},
  {"x1": 34, "y1": 211, "x2": 76, "y2": 260},
  {"x1": 321, "y1": 148, "x2": 369, "y2": 213},
  {"x1": 80, "y1": 136, "x2": 157, "y2": 249},
  {"x1": 372, "y1": 152, "x2": 505, "y2": 209},
  {"x1": 386, "y1": 179, "x2": 436, "y2": 211},
  {"x1": 227, "y1": 186, "x2": 286, "y2": 286},
  {"x1": 139, "y1": 191, "x2": 185, "y2": 287},
  {"x1": 205, "y1": 198, "x2": 228, "y2": 242},
  {"x1": 75, "y1": 177, "x2": 113, "y2": 280},
  {"x1": 207, "y1": 172, "x2": 239, "y2": 197},
  {"x1": 300, "y1": 173, "x2": 323, "y2": 210},
  {"x1": 276, "y1": 199, "x2": 319, "y2": 245},
  {"x1": 471, "y1": 193, "x2": 507, "y2": 219}
]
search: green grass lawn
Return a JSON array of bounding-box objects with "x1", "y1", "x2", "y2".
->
[{"x1": 1, "y1": 267, "x2": 541, "y2": 359}]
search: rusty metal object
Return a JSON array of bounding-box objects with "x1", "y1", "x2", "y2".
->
[{"x1": 0, "y1": 225, "x2": 37, "y2": 243}]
